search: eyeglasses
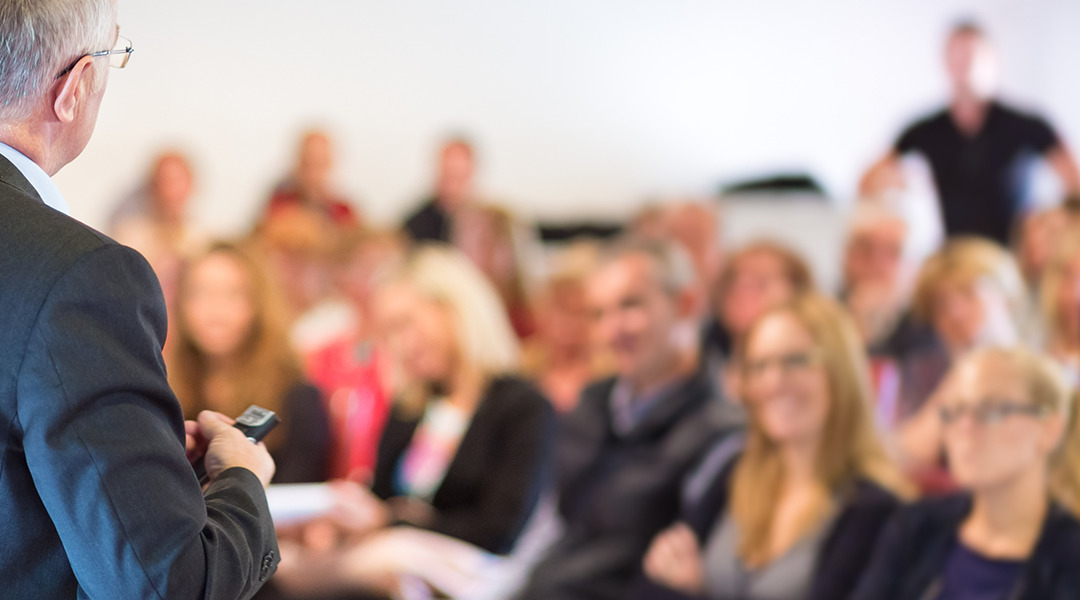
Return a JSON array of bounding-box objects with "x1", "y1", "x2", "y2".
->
[
  {"x1": 55, "y1": 35, "x2": 134, "y2": 80},
  {"x1": 938, "y1": 399, "x2": 1049, "y2": 426},
  {"x1": 741, "y1": 350, "x2": 823, "y2": 381}
]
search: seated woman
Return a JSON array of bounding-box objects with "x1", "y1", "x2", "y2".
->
[
  {"x1": 894, "y1": 238, "x2": 1030, "y2": 490},
  {"x1": 633, "y1": 293, "x2": 911, "y2": 600},
  {"x1": 851, "y1": 347, "x2": 1080, "y2": 600},
  {"x1": 894, "y1": 237, "x2": 1030, "y2": 423},
  {"x1": 169, "y1": 241, "x2": 332, "y2": 484},
  {"x1": 272, "y1": 246, "x2": 556, "y2": 598},
  {"x1": 704, "y1": 240, "x2": 815, "y2": 362},
  {"x1": 520, "y1": 241, "x2": 612, "y2": 413},
  {"x1": 1040, "y1": 226, "x2": 1080, "y2": 383}
]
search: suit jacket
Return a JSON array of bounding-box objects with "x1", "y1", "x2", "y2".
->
[
  {"x1": 628, "y1": 455, "x2": 902, "y2": 600},
  {"x1": 517, "y1": 367, "x2": 744, "y2": 600},
  {"x1": 0, "y1": 154, "x2": 279, "y2": 599},
  {"x1": 372, "y1": 376, "x2": 556, "y2": 555}
]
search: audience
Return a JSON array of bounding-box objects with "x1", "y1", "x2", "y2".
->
[
  {"x1": 852, "y1": 347, "x2": 1080, "y2": 600},
  {"x1": 109, "y1": 150, "x2": 206, "y2": 356},
  {"x1": 101, "y1": 34, "x2": 1080, "y2": 592},
  {"x1": 894, "y1": 237, "x2": 1030, "y2": 426},
  {"x1": 1016, "y1": 205, "x2": 1076, "y2": 290},
  {"x1": 521, "y1": 242, "x2": 612, "y2": 413},
  {"x1": 1039, "y1": 226, "x2": 1080, "y2": 383},
  {"x1": 306, "y1": 228, "x2": 407, "y2": 481},
  {"x1": 368, "y1": 245, "x2": 553, "y2": 554},
  {"x1": 403, "y1": 137, "x2": 477, "y2": 243},
  {"x1": 516, "y1": 237, "x2": 744, "y2": 600},
  {"x1": 633, "y1": 201, "x2": 725, "y2": 300},
  {"x1": 110, "y1": 149, "x2": 205, "y2": 273},
  {"x1": 704, "y1": 240, "x2": 815, "y2": 363},
  {"x1": 273, "y1": 246, "x2": 555, "y2": 599},
  {"x1": 168, "y1": 241, "x2": 332, "y2": 484},
  {"x1": 635, "y1": 293, "x2": 910, "y2": 600},
  {"x1": 840, "y1": 201, "x2": 919, "y2": 353},
  {"x1": 260, "y1": 129, "x2": 361, "y2": 229},
  {"x1": 256, "y1": 204, "x2": 356, "y2": 357},
  {"x1": 454, "y1": 203, "x2": 540, "y2": 339}
]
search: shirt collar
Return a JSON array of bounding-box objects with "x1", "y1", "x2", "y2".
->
[
  {"x1": 0, "y1": 142, "x2": 70, "y2": 215},
  {"x1": 609, "y1": 376, "x2": 682, "y2": 436}
]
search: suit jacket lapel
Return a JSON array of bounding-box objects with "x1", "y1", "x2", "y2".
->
[{"x1": 0, "y1": 152, "x2": 43, "y2": 203}]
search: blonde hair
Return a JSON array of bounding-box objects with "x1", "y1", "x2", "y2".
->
[
  {"x1": 380, "y1": 245, "x2": 521, "y2": 413},
  {"x1": 957, "y1": 346, "x2": 1080, "y2": 516},
  {"x1": 731, "y1": 293, "x2": 912, "y2": 565},
  {"x1": 912, "y1": 237, "x2": 1029, "y2": 333},
  {"x1": 1040, "y1": 227, "x2": 1080, "y2": 350},
  {"x1": 168, "y1": 241, "x2": 303, "y2": 450}
]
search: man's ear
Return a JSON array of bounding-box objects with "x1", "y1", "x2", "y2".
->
[{"x1": 52, "y1": 57, "x2": 95, "y2": 123}]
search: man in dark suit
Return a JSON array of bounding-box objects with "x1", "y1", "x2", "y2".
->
[
  {"x1": 0, "y1": 1, "x2": 280, "y2": 598},
  {"x1": 517, "y1": 238, "x2": 743, "y2": 600}
]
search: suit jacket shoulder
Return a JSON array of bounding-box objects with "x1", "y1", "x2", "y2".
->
[{"x1": 0, "y1": 159, "x2": 279, "y2": 599}]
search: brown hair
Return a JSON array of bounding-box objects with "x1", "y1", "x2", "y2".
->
[
  {"x1": 717, "y1": 239, "x2": 815, "y2": 300},
  {"x1": 1040, "y1": 226, "x2": 1080, "y2": 351},
  {"x1": 167, "y1": 240, "x2": 303, "y2": 450},
  {"x1": 731, "y1": 293, "x2": 912, "y2": 565}
]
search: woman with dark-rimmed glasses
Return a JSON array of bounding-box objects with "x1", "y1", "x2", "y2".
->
[{"x1": 852, "y1": 346, "x2": 1080, "y2": 600}]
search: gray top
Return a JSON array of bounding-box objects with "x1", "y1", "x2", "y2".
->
[{"x1": 702, "y1": 506, "x2": 838, "y2": 600}]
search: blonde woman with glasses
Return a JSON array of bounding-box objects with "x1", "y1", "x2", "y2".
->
[{"x1": 852, "y1": 347, "x2": 1080, "y2": 600}]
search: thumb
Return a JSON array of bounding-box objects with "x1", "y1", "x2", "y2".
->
[{"x1": 197, "y1": 410, "x2": 235, "y2": 438}]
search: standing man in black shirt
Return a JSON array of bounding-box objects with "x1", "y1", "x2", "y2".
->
[{"x1": 860, "y1": 22, "x2": 1079, "y2": 246}]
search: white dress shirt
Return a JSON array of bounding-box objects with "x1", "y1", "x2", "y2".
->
[{"x1": 0, "y1": 142, "x2": 71, "y2": 216}]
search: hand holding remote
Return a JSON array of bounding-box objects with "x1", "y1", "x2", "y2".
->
[{"x1": 191, "y1": 410, "x2": 276, "y2": 489}]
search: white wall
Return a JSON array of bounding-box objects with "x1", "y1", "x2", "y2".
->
[{"x1": 53, "y1": 0, "x2": 1080, "y2": 235}]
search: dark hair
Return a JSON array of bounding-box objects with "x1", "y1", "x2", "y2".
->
[{"x1": 949, "y1": 19, "x2": 986, "y2": 40}]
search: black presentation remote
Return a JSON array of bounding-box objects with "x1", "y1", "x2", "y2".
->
[{"x1": 192, "y1": 405, "x2": 280, "y2": 485}]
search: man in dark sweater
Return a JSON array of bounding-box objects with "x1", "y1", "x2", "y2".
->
[
  {"x1": 517, "y1": 237, "x2": 743, "y2": 600},
  {"x1": 860, "y1": 21, "x2": 1080, "y2": 246}
]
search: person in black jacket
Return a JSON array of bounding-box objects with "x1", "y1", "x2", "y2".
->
[
  {"x1": 516, "y1": 237, "x2": 744, "y2": 600},
  {"x1": 272, "y1": 246, "x2": 554, "y2": 599},
  {"x1": 851, "y1": 346, "x2": 1080, "y2": 600},
  {"x1": 634, "y1": 293, "x2": 911, "y2": 600}
]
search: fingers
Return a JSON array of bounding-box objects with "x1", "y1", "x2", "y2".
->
[
  {"x1": 645, "y1": 522, "x2": 701, "y2": 585},
  {"x1": 196, "y1": 410, "x2": 237, "y2": 438},
  {"x1": 185, "y1": 420, "x2": 207, "y2": 461},
  {"x1": 665, "y1": 523, "x2": 698, "y2": 553}
]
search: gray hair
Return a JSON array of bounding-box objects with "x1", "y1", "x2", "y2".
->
[
  {"x1": 0, "y1": 0, "x2": 115, "y2": 122},
  {"x1": 598, "y1": 235, "x2": 699, "y2": 295}
]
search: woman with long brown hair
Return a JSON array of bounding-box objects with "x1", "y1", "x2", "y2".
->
[
  {"x1": 634, "y1": 293, "x2": 910, "y2": 600},
  {"x1": 169, "y1": 240, "x2": 331, "y2": 483}
]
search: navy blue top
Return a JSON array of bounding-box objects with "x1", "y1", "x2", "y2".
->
[{"x1": 937, "y1": 542, "x2": 1024, "y2": 600}]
